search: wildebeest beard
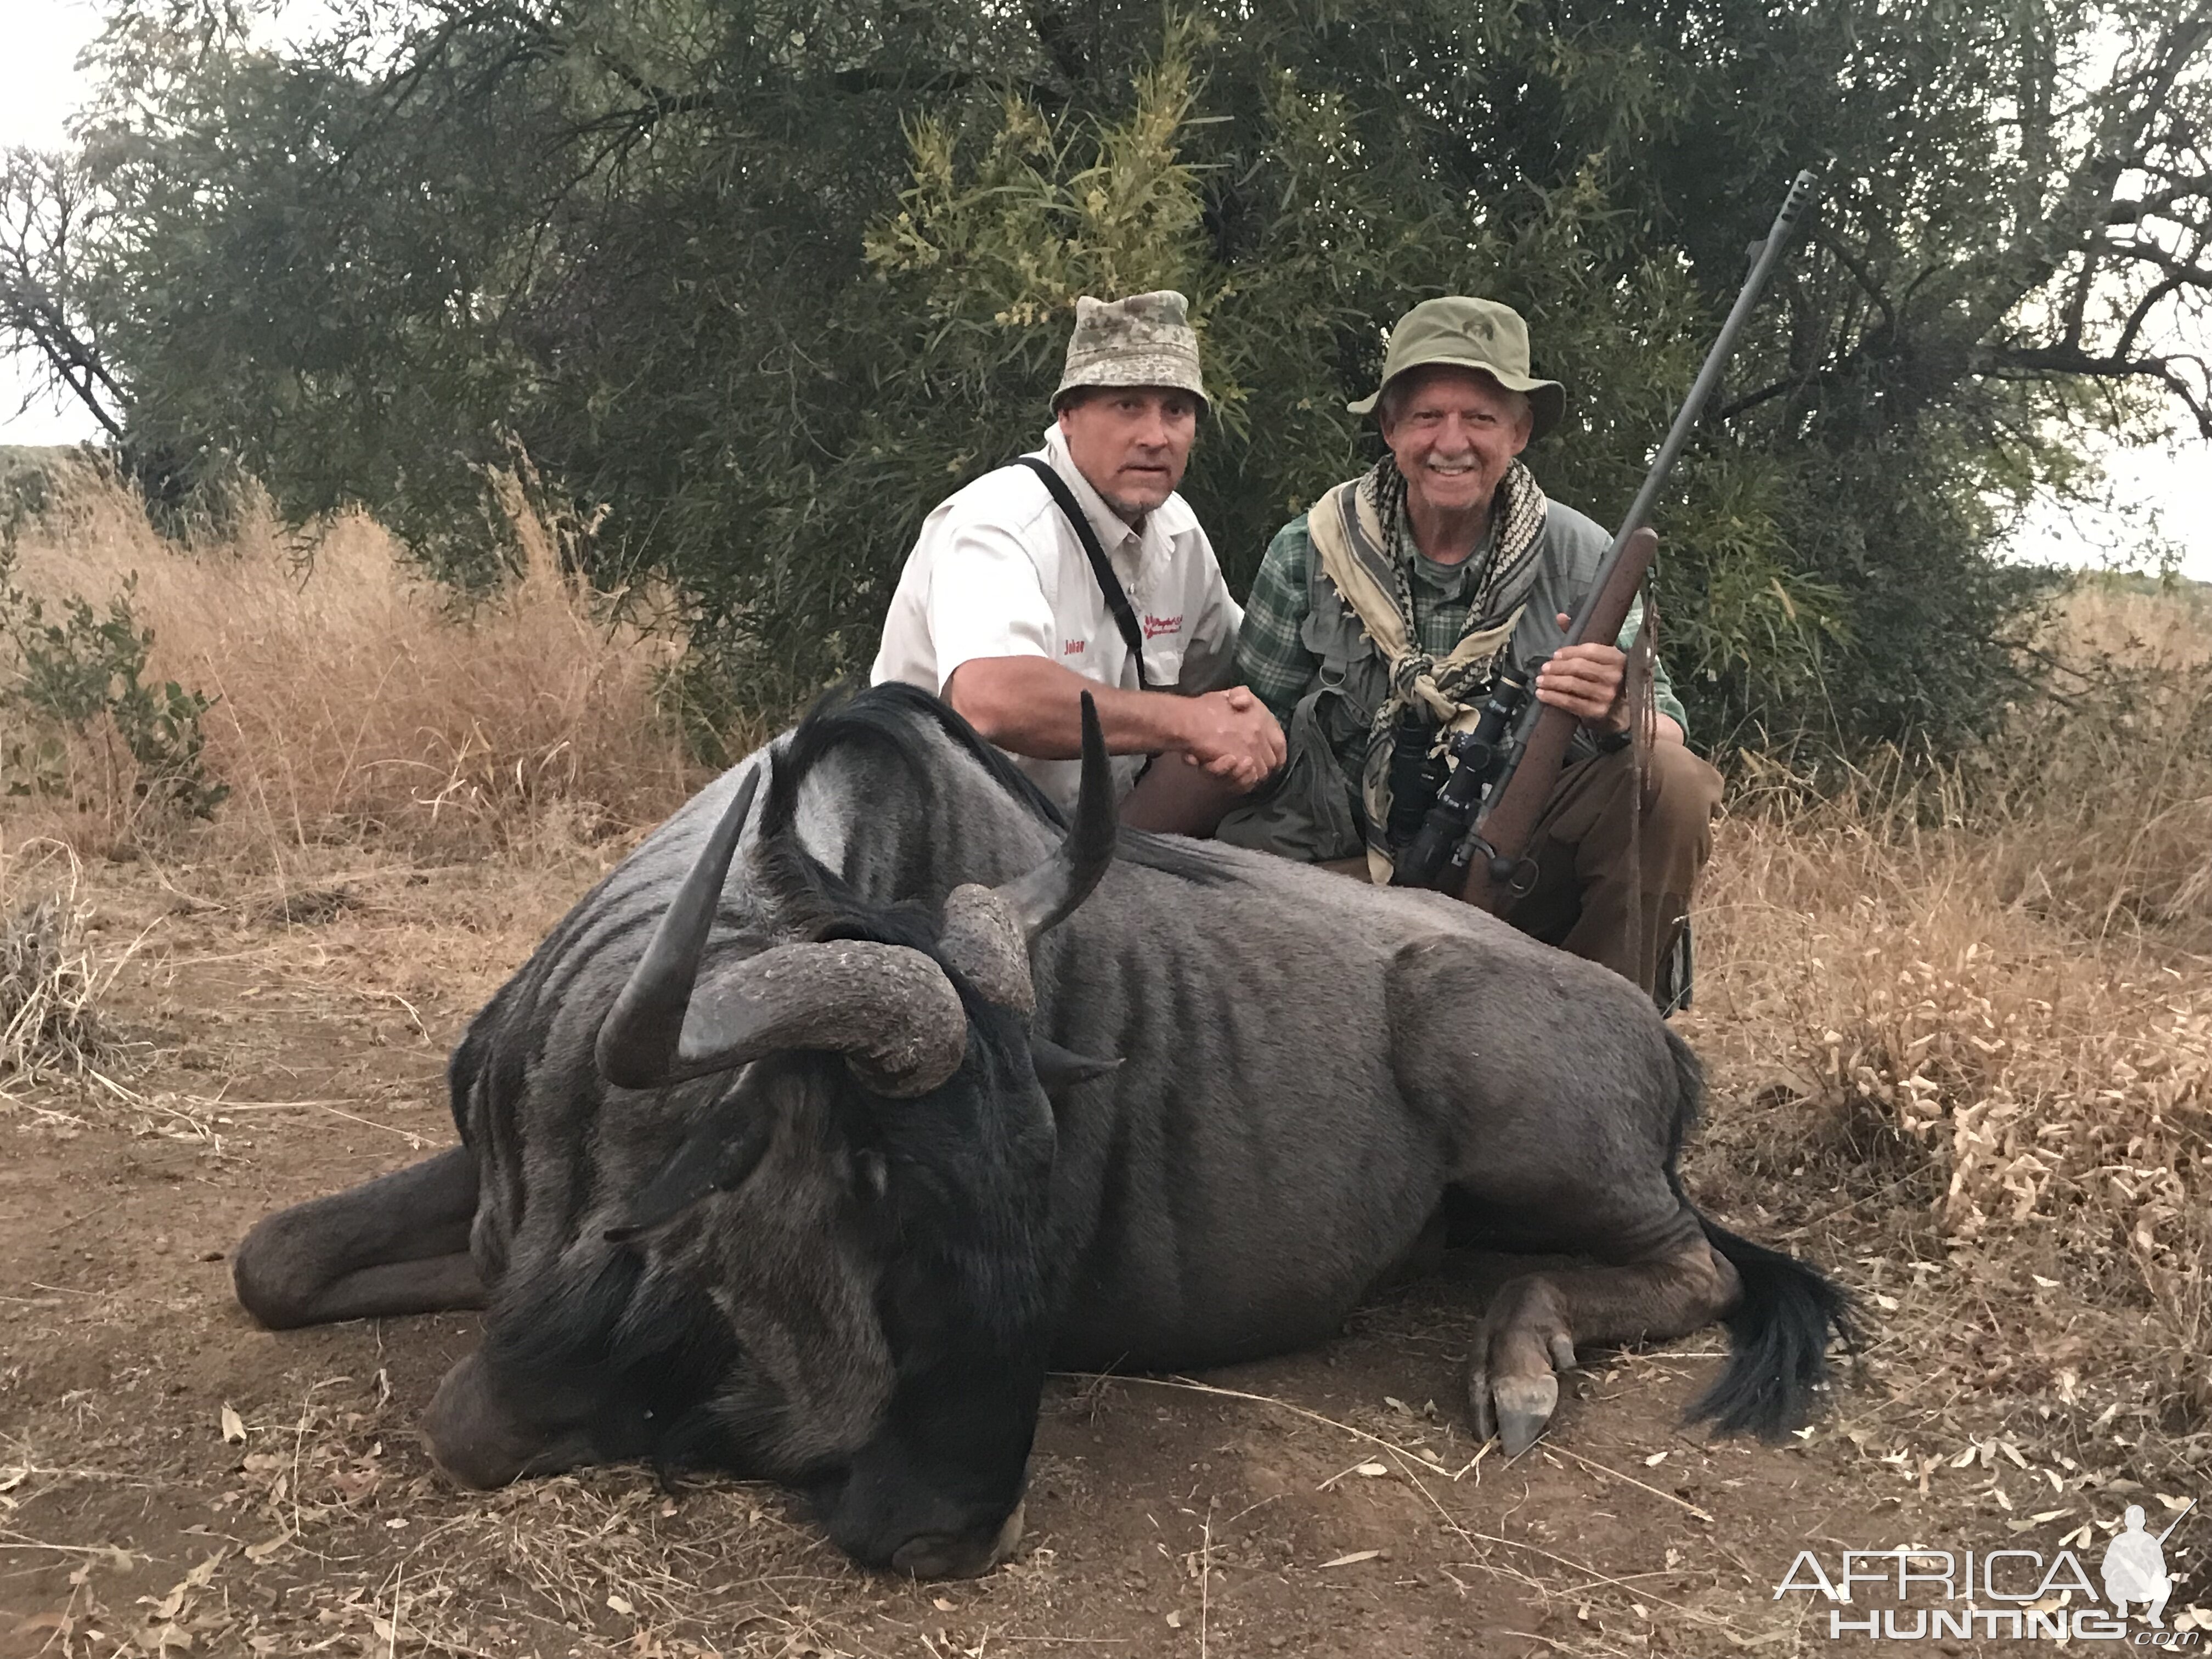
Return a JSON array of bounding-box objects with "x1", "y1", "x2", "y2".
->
[{"x1": 477, "y1": 1009, "x2": 1062, "y2": 1572}]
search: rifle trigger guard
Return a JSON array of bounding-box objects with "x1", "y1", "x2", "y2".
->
[{"x1": 1501, "y1": 855, "x2": 1538, "y2": 899}]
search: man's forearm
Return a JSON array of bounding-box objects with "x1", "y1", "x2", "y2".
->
[{"x1": 945, "y1": 656, "x2": 1189, "y2": 758}]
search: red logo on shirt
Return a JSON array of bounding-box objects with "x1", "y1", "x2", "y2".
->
[
  {"x1": 1063, "y1": 638, "x2": 1087, "y2": 656},
  {"x1": 1141, "y1": 613, "x2": 1183, "y2": 640}
]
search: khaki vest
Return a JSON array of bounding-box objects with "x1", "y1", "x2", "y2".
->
[{"x1": 1218, "y1": 498, "x2": 1626, "y2": 864}]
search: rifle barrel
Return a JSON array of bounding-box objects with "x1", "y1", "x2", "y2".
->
[
  {"x1": 1567, "y1": 165, "x2": 1825, "y2": 648},
  {"x1": 2157, "y1": 1497, "x2": 2197, "y2": 1545}
]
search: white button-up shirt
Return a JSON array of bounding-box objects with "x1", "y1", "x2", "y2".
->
[{"x1": 870, "y1": 425, "x2": 1243, "y2": 809}]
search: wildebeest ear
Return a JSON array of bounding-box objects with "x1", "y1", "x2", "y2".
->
[
  {"x1": 606, "y1": 1109, "x2": 774, "y2": 1244},
  {"x1": 1029, "y1": 1037, "x2": 1121, "y2": 1092}
]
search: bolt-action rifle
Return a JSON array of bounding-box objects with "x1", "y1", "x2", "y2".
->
[{"x1": 1389, "y1": 166, "x2": 1827, "y2": 905}]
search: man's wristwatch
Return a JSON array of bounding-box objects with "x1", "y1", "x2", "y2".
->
[{"x1": 1594, "y1": 725, "x2": 1634, "y2": 754}]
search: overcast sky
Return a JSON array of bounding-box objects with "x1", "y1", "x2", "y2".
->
[{"x1": 4, "y1": 0, "x2": 2207, "y2": 578}]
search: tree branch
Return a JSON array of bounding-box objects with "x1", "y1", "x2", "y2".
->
[
  {"x1": 1811, "y1": 224, "x2": 1897, "y2": 336},
  {"x1": 1991, "y1": 344, "x2": 2212, "y2": 437}
]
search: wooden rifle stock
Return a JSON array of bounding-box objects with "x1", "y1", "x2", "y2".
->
[{"x1": 1459, "y1": 527, "x2": 1657, "y2": 912}]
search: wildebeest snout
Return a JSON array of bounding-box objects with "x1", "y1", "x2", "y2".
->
[
  {"x1": 889, "y1": 1501, "x2": 1027, "y2": 1579},
  {"x1": 422, "y1": 1352, "x2": 595, "y2": 1491},
  {"x1": 817, "y1": 1451, "x2": 1029, "y2": 1579}
]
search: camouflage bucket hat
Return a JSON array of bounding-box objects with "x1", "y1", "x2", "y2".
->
[
  {"x1": 1349, "y1": 296, "x2": 1565, "y2": 439},
  {"x1": 1052, "y1": 290, "x2": 1209, "y2": 410}
]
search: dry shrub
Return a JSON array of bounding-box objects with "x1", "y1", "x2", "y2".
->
[
  {"x1": 2, "y1": 458, "x2": 717, "y2": 859},
  {"x1": 0, "y1": 836, "x2": 136, "y2": 1105}
]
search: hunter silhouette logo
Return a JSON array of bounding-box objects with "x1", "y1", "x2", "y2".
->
[{"x1": 2103, "y1": 1499, "x2": 2191, "y2": 1627}]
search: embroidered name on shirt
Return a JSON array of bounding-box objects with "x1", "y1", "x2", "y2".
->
[
  {"x1": 1141, "y1": 613, "x2": 1183, "y2": 640},
  {"x1": 1063, "y1": 638, "x2": 1087, "y2": 656}
]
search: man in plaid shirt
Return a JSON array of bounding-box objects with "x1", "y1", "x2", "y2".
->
[{"x1": 1219, "y1": 297, "x2": 1722, "y2": 1001}]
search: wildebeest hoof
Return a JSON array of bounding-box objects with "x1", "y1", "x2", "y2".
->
[
  {"x1": 1492, "y1": 1375, "x2": 1560, "y2": 1458},
  {"x1": 887, "y1": 1501, "x2": 1026, "y2": 1579}
]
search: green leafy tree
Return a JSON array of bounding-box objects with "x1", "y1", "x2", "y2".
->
[{"x1": 5, "y1": 0, "x2": 2208, "y2": 751}]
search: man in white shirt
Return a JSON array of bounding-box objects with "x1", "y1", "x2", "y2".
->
[{"x1": 871, "y1": 290, "x2": 1283, "y2": 832}]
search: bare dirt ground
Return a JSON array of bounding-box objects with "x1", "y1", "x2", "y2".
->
[{"x1": 2, "y1": 845, "x2": 2205, "y2": 1658}]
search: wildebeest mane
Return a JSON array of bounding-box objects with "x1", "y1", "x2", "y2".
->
[
  {"x1": 766, "y1": 681, "x2": 1239, "y2": 890},
  {"x1": 776, "y1": 680, "x2": 1068, "y2": 827},
  {"x1": 751, "y1": 825, "x2": 945, "y2": 959}
]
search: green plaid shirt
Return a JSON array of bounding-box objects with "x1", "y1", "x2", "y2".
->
[{"x1": 1238, "y1": 508, "x2": 1689, "y2": 735}]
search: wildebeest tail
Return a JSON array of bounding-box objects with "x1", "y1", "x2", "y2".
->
[
  {"x1": 1687, "y1": 1214, "x2": 1857, "y2": 1438},
  {"x1": 1657, "y1": 1025, "x2": 1855, "y2": 1437}
]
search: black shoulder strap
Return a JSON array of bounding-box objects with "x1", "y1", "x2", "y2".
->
[{"x1": 1014, "y1": 455, "x2": 1150, "y2": 690}]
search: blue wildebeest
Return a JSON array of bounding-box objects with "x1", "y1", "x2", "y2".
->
[{"x1": 234, "y1": 684, "x2": 1850, "y2": 1578}]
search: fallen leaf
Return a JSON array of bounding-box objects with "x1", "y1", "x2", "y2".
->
[
  {"x1": 1643, "y1": 1452, "x2": 1668, "y2": 1467},
  {"x1": 933, "y1": 1598, "x2": 955, "y2": 1612},
  {"x1": 1165, "y1": 1611, "x2": 1182, "y2": 1628},
  {"x1": 1353, "y1": 1462, "x2": 1389, "y2": 1478},
  {"x1": 1318, "y1": 1550, "x2": 1383, "y2": 1569},
  {"x1": 218, "y1": 1406, "x2": 245, "y2": 1445},
  {"x1": 606, "y1": 1594, "x2": 634, "y2": 1616},
  {"x1": 144, "y1": 1585, "x2": 188, "y2": 1622}
]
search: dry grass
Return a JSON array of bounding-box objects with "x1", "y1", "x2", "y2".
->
[
  {"x1": 1689, "y1": 578, "x2": 2212, "y2": 1438},
  {"x1": 1973, "y1": 577, "x2": 2212, "y2": 936},
  {"x1": 1, "y1": 458, "x2": 719, "y2": 862}
]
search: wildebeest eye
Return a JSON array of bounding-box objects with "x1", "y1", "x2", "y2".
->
[
  {"x1": 1029, "y1": 1036, "x2": 1120, "y2": 1092},
  {"x1": 606, "y1": 1109, "x2": 773, "y2": 1243}
]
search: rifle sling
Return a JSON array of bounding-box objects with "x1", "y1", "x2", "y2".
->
[{"x1": 1015, "y1": 456, "x2": 1151, "y2": 690}]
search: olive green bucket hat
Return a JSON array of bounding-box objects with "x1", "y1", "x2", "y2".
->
[
  {"x1": 1349, "y1": 296, "x2": 1565, "y2": 439},
  {"x1": 1052, "y1": 290, "x2": 1209, "y2": 411}
]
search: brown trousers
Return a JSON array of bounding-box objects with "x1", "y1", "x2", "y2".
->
[
  {"x1": 1323, "y1": 741, "x2": 1723, "y2": 997},
  {"x1": 1500, "y1": 740, "x2": 1723, "y2": 996}
]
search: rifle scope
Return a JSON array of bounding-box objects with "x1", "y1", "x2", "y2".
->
[{"x1": 1387, "y1": 663, "x2": 1533, "y2": 889}]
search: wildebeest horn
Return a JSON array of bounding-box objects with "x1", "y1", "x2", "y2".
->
[
  {"x1": 635, "y1": 939, "x2": 968, "y2": 1097},
  {"x1": 595, "y1": 765, "x2": 970, "y2": 1097},
  {"x1": 938, "y1": 693, "x2": 1116, "y2": 1011},
  {"x1": 997, "y1": 691, "x2": 1116, "y2": 939}
]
